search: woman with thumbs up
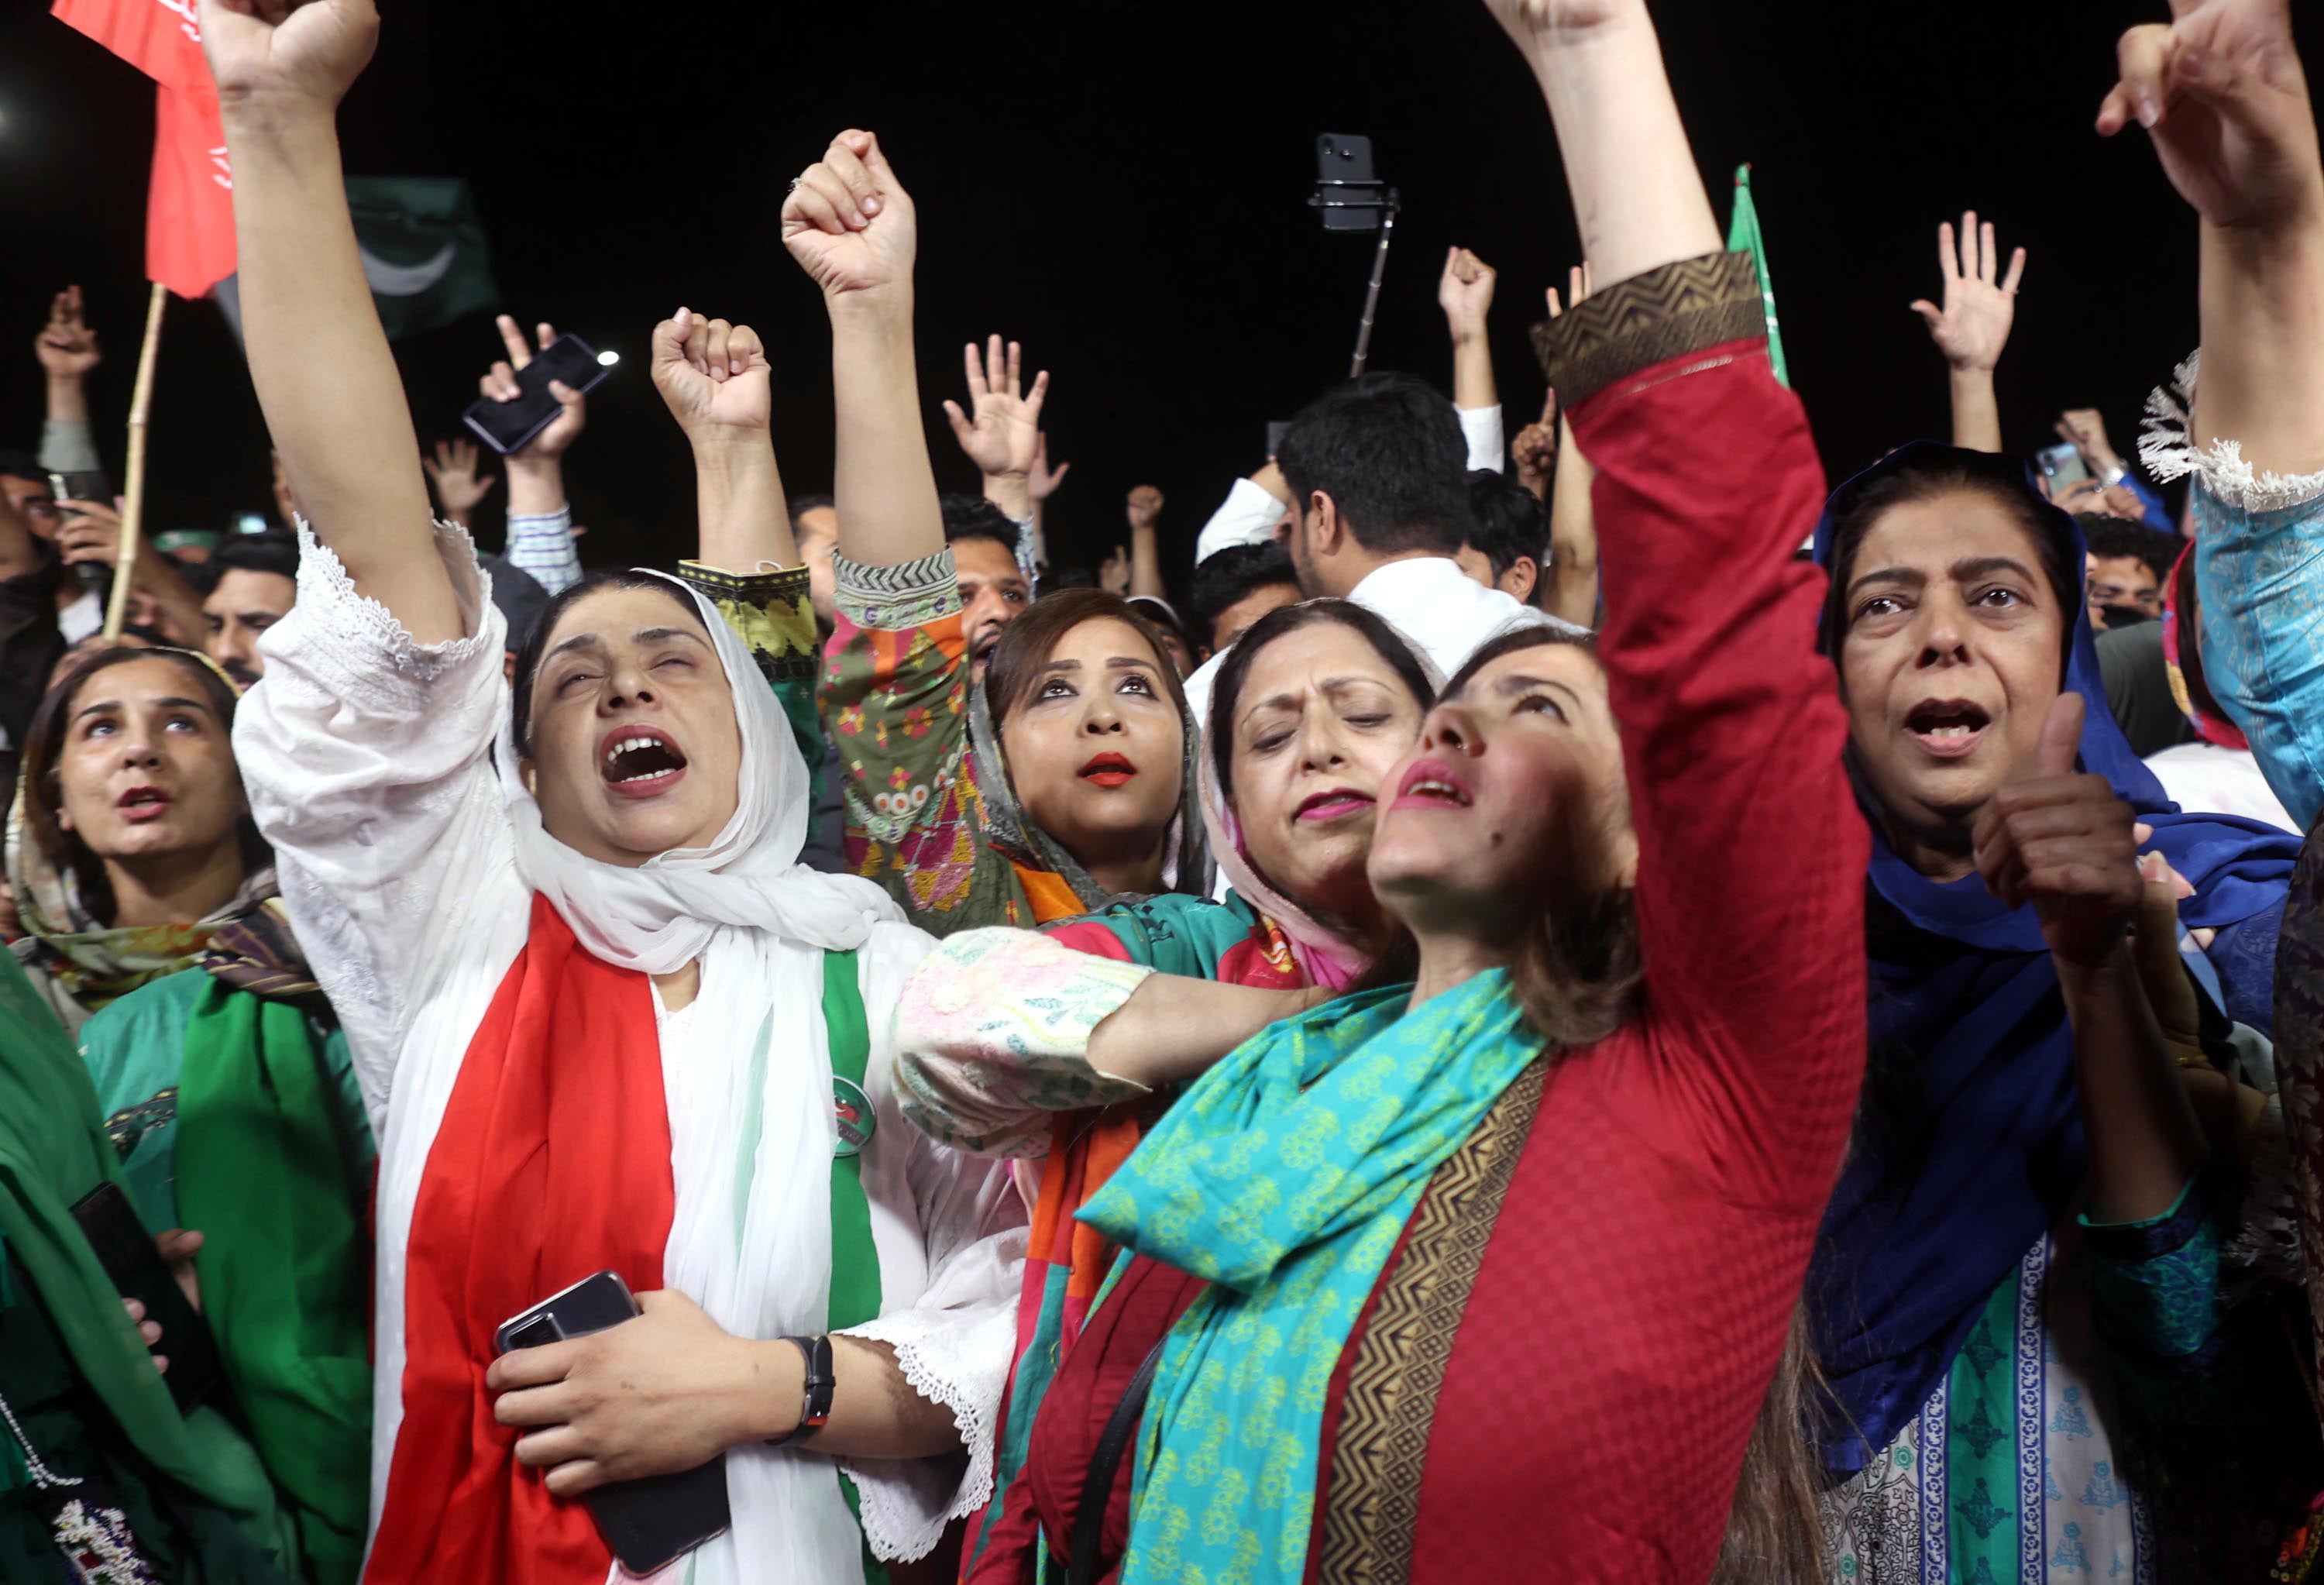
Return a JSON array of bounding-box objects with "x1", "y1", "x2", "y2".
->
[{"x1": 1808, "y1": 443, "x2": 2305, "y2": 1582}]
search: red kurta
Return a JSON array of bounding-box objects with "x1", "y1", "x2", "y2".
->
[{"x1": 982, "y1": 263, "x2": 1866, "y2": 1585}]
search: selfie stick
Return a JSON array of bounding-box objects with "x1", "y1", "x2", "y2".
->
[
  {"x1": 1349, "y1": 193, "x2": 1400, "y2": 378},
  {"x1": 102, "y1": 281, "x2": 167, "y2": 643},
  {"x1": 1309, "y1": 181, "x2": 1402, "y2": 378}
]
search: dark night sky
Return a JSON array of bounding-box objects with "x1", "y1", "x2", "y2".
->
[{"x1": 0, "y1": 2, "x2": 2229, "y2": 586}]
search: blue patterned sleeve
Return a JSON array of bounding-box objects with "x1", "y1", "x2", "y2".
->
[{"x1": 2184, "y1": 476, "x2": 2324, "y2": 834}]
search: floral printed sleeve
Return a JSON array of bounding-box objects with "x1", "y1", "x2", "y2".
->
[
  {"x1": 891, "y1": 927, "x2": 1155, "y2": 1158},
  {"x1": 822, "y1": 549, "x2": 1025, "y2": 932}
]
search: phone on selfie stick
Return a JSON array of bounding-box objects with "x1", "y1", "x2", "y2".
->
[
  {"x1": 495, "y1": 1270, "x2": 732, "y2": 1576},
  {"x1": 1308, "y1": 134, "x2": 1401, "y2": 376},
  {"x1": 461, "y1": 333, "x2": 611, "y2": 456}
]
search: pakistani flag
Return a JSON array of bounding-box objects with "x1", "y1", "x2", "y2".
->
[
  {"x1": 213, "y1": 177, "x2": 497, "y2": 342},
  {"x1": 1724, "y1": 164, "x2": 1788, "y2": 388}
]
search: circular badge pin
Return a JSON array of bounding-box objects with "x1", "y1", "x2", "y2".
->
[{"x1": 833, "y1": 1075, "x2": 875, "y2": 1158}]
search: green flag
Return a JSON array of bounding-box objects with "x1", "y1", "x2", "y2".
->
[
  {"x1": 346, "y1": 177, "x2": 499, "y2": 342},
  {"x1": 1724, "y1": 164, "x2": 1789, "y2": 388}
]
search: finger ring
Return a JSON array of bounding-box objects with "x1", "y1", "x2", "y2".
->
[{"x1": 788, "y1": 177, "x2": 802, "y2": 194}]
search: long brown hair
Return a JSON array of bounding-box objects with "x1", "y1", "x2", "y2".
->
[
  {"x1": 1437, "y1": 625, "x2": 1642, "y2": 1050},
  {"x1": 1442, "y1": 626, "x2": 1827, "y2": 1581},
  {"x1": 19, "y1": 647, "x2": 263, "y2": 927}
]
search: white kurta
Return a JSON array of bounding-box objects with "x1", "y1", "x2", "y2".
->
[{"x1": 232, "y1": 522, "x2": 1026, "y2": 1574}]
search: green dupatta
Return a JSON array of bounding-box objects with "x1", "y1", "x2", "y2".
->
[{"x1": 0, "y1": 950, "x2": 290, "y2": 1556}]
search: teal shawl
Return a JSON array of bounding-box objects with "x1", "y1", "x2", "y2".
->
[{"x1": 1078, "y1": 968, "x2": 1540, "y2": 1585}]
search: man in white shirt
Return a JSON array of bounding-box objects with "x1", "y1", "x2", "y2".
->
[{"x1": 1183, "y1": 370, "x2": 1581, "y2": 730}]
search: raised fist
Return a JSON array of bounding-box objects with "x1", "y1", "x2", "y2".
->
[
  {"x1": 782, "y1": 130, "x2": 918, "y2": 305},
  {"x1": 199, "y1": 0, "x2": 380, "y2": 111},
  {"x1": 651, "y1": 308, "x2": 772, "y2": 442}
]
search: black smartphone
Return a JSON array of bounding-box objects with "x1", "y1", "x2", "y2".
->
[
  {"x1": 49, "y1": 471, "x2": 115, "y2": 595},
  {"x1": 70, "y1": 1182, "x2": 223, "y2": 1414},
  {"x1": 1315, "y1": 134, "x2": 1382, "y2": 232},
  {"x1": 461, "y1": 333, "x2": 610, "y2": 456},
  {"x1": 496, "y1": 1270, "x2": 731, "y2": 1576}
]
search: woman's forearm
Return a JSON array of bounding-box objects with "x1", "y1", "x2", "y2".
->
[
  {"x1": 2196, "y1": 212, "x2": 2324, "y2": 475},
  {"x1": 220, "y1": 103, "x2": 452, "y2": 641},
  {"x1": 693, "y1": 438, "x2": 794, "y2": 572},
  {"x1": 1949, "y1": 366, "x2": 2003, "y2": 453},
  {"x1": 1088, "y1": 972, "x2": 1322, "y2": 1088},
  {"x1": 831, "y1": 304, "x2": 944, "y2": 569},
  {"x1": 1518, "y1": 11, "x2": 1721, "y2": 289},
  {"x1": 2059, "y1": 944, "x2": 2209, "y2": 1224}
]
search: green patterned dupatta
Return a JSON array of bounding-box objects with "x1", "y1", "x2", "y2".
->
[{"x1": 1077, "y1": 969, "x2": 1539, "y2": 1585}]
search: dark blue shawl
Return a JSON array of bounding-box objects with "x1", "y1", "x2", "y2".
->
[{"x1": 1804, "y1": 443, "x2": 2297, "y2": 1477}]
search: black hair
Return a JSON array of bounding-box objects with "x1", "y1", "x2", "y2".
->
[
  {"x1": 1464, "y1": 468, "x2": 1551, "y2": 585},
  {"x1": 0, "y1": 449, "x2": 43, "y2": 484},
  {"x1": 1820, "y1": 448, "x2": 2081, "y2": 669},
  {"x1": 2079, "y1": 513, "x2": 2178, "y2": 586},
  {"x1": 209, "y1": 530, "x2": 301, "y2": 584},
  {"x1": 1207, "y1": 600, "x2": 1435, "y2": 802},
  {"x1": 1126, "y1": 596, "x2": 1198, "y2": 665},
  {"x1": 1276, "y1": 371, "x2": 1472, "y2": 559},
  {"x1": 1188, "y1": 543, "x2": 1300, "y2": 642},
  {"x1": 1040, "y1": 565, "x2": 1098, "y2": 593},
  {"x1": 788, "y1": 493, "x2": 835, "y2": 528},
  {"x1": 508, "y1": 568, "x2": 707, "y2": 754},
  {"x1": 940, "y1": 493, "x2": 1023, "y2": 560}
]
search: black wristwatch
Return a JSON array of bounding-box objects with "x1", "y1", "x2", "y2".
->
[{"x1": 768, "y1": 1334, "x2": 834, "y2": 1449}]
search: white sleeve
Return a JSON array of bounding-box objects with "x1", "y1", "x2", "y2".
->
[
  {"x1": 1459, "y1": 404, "x2": 1506, "y2": 473},
  {"x1": 231, "y1": 519, "x2": 512, "y2": 1122},
  {"x1": 837, "y1": 924, "x2": 1030, "y2": 1563},
  {"x1": 1193, "y1": 477, "x2": 1288, "y2": 564}
]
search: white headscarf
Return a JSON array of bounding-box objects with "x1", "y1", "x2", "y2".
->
[{"x1": 494, "y1": 571, "x2": 906, "y2": 1585}]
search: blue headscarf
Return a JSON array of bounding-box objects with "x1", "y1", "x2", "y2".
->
[{"x1": 1804, "y1": 442, "x2": 2297, "y2": 1477}]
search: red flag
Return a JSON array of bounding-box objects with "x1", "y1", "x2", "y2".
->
[{"x1": 53, "y1": 0, "x2": 236, "y2": 299}]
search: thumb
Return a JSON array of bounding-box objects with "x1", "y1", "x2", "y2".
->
[
  {"x1": 1908, "y1": 300, "x2": 1943, "y2": 328},
  {"x1": 1050, "y1": 461, "x2": 1071, "y2": 486},
  {"x1": 651, "y1": 310, "x2": 690, "y2": 368},
  {"x1": 941, "y1": 400, "x2": 973, "y2": 444},
  {"x1": 2026, "y1": 691, "x2": 2085, "y2": 780}
]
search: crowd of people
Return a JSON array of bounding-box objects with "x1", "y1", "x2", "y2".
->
[{"x1": 5, "y1": 0, "x2": 2324, "y2": 1581}]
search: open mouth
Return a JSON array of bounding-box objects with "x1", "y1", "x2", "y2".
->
[
  {"x1": 1080, "y1": 751, "x2": 1137, "y2": 789},
  {"x1": 1294, "y1": 788, "x2": 1374, "y2": 823},
  {"x1": 1903, "y1": 699, "x2": 1992, "y2": 760},
  {"x1": 115, "y1": 785, "x2": 170, "y2": 823},
  {"x1": 1391, "y1": 758, "x2": 1472, "y2": 811},
  {"x1": 600, "y1": 725, "x2": 689, "y2": 796}
]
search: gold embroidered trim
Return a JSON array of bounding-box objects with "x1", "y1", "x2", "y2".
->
[
  {"x1": 1531, "y1": 249, "x2": 1764, "y2": 409},
  {"x1": 1315, "y1": 1060, "x2": 1548, "y2": 1585}
]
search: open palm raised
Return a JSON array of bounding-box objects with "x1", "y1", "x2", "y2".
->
[{"x1": 198, "y1": 0, "x2": 380, "y2": 108}]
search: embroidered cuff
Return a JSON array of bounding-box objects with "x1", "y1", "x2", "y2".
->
[
  {"x1": 2080, "y1": 1157, "x2": 2219, "y2": 1260},
  {"x1": 2139, "y1": 349, "x2": 2324, "y2": 513},
  {"x1": 675, "y1": 562, "x2": 816, "y2": 683},
  {"x1": 1531, "y1": 249, "x2": 1765, "y2": 410},
  {"x1": 835, "y1": 548, "x2": 962, "y2": 632}
]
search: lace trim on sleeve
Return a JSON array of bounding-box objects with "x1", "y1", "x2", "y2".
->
[
  {"x1": 834, "y1": 549, "x2": 962, "y2": 631},
  {"x1": 2139, "y1": 349, "x2": 2324, "y2": 513},
  {"x1": 836, "y1": 1291, "x2": 1017, "y2": 1562},
  {"x1": 286, "y1": 517, "x2": 504, "y2": 710}
]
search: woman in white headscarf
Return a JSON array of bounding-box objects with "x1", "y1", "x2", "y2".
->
[{"x1": 199, "y1": 5, "x2": 1022, "y2": 1583}]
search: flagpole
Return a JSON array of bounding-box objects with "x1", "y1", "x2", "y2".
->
[{"x1": 104, "y1": 281, "x2": 167, "y2": 642}]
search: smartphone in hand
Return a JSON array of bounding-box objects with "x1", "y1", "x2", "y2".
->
[
  {"x1": 70, "y1": 1182, "x2": 222, "y2": 1414},
  {"x1": 495, "y1": 1270, "x2": 732, "y2": 1575},
  {"x1": 462, "y1": 334, "x2": 610, "y2": 456}
]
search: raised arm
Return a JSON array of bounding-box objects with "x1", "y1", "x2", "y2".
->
[
  {"x1": 200, "y1": 0, "x2": 456, "y2": 643},
  {"x1": 36, "y1": 285, "x2": 104, "y2": 473},
  {"x1": 1484, "y1": 0, "x2": 1718, "y2": 285},
  {"x1": 649, "y1": 308, "x2": 794, "y2": 572},
  {"x1": 944, "y1": 335, "x2": 1050, "y2": 529},
  {"x1": 1539, "y1": 268, "x2": 1599, "y2": 627},
  {"x1": 1498, "y1": 0, "x2": 1864, "y2": 1201},
  {"x1": 783, "y1": 132, "x2": 943, "y2": 569},
  {"x1": 1909, "y1": 212, "x2": 2027, "y2": 453},
  {"x1": 472, "y1": 313, "x2": 586, "y2": 593},
  {"x1": 1123, "y1": 486, "x2": 1167, "y2": 599},
  {"x1": 1440, "y1": 246, "x2": 1500, "y2": 414},
  {"x1": 2102, "y1": 0, "x2": 2324, "y2": 473}
]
